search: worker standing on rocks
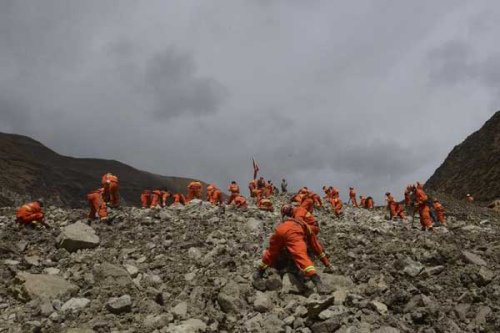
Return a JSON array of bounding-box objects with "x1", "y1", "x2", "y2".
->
[
  {"x1": 16, "y1": 200, "x2": 49, "y2": 228},
  {"x1": 404, "y1": 185, "x2": 413, "y2": 207},
  {"x1": 206, "y1": 184, "x2": 215, "y2": 201},
  {"x1": 161, "y1": 190, "x2": 170, "y2": 207},
  {"x1": 172, "y1": 193, "x2": 187, "y2": 206},
  {"x1": 386, "y1": 192, "x2": 397, "y2": 220},
  {"x1": 300, "y1": 191, "x2": 315, "y2": 213},
  {"x1": 209, "y1": 186, "x2": 223, "y2": 205},
  {"x1": 366, "y1": 197, "x2": 374, "y2": 210},
  {"x1": 267, "y1": 180, "x2": 275, "y2": 196},
  {"x1": 257, "y1": 197, "x2": 274, "y2": 212},
  {"x1": 359, "y1": 196, "x2": 366, "y2": 208},
  {"x1": 395, "y1": 203, "x2": 406, "y2": 220},
  {"x1": 248, "y1": 180, "x2": 257, "y2": 198},
  {"x1": 233, "y1": 195, "x2": 248, "y2": 210},
  {"x1": 322, "y1": 186, "x2": 332, "y2": 200},
  {"x1": 281, "y1": 179, "x2": 288, "y2": 193},
  {"x1": 187, "y1": 181, "x2": 203, "y2": 202},
  {"x1": 433, "y1": 199, "x2": 446, "y2": 226},
  {"x1": 413, "y1": 184, "x2": 433, "y2": 231},
  {"x1": 254, "y1": 205, "x2": 333, "y2": 294},
  {"x1": 330, "y1": 197, "x2": 343, "y2": 218},
  {"x1": 227, "y1": 181, "x2": 240, "y2": 204},
  {"x1": 140, "y1": 190, "x2": 151, "y2": 209},
  {"x1": 348, "y1": 187, "x2": 358, "y2": 207},
  {"x1": 150, "y1": 190, "x2": 162, "y2": 209},
  {"x1": 87, "y1": 188, "x2": 108, "y2": 223},
  {"x1": 311, "y1": 192, "x2": 322, "y2": 209},
  {"x1": 102, "y1": 173, "x2": 119, "y2": 207}
]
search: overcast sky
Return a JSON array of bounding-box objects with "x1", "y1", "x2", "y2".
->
[{"x1": 1, "y1": 0, "x2": 499, "y2": 202}]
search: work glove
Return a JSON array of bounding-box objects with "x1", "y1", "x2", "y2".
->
[
  {"x1": 310, "y1": 274, "x2": 328, "y2": 294},
  {"x1": 323, "y1": 264, "x2": 335, "y2": 274},
  {"x1": 252, "y1": 268, "x2": 265, "y2": 280}
]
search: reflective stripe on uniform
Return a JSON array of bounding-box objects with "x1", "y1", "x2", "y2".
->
[
  {"x1": 23, "y1": 205, "x2": 33, "y2": 212},
  {"x1": 303, "y1": 266, "x2": 316, "y2": 273},
  {"x1": 318, "y1": 252, "x2": 326, "y2": 259},
  {"x1": 259, "y1": 262, "x2": 268, "y2": 269}
]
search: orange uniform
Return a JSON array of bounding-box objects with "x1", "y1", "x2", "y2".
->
[
  {"x1": 187, "y1": 181, "x2": 203, "y2": 202},
  {"x1": 323, "y1": 186, "x2": 332, "y2": 200},
  {"x1": 16, "y1": 202, "x2": 45, "y2": 226},
  {"x1": 414, "y1": 186, "x2": 432, "y2": 229},
  {"x1": 359, "y1": 196, "x2": 366, "y2": 208},
  {"x1": 366, "y1": 197, "x2": 374, "y2": 210},
  {"x1": 161, "y1": 191, "x2": 170, "y2": 207},
  {"x1": 257, "y1": 198, "x2": 274, "y2": 212},
  {"x1": 404, "y1": 186, "x2": 412, "y2": 207},
  {"x1": 259, "y1": 218, "x2": 329, "y2": 278},
  {"x1": 300, "y1": 195, "x2": 314, "y2": 214},
  {"x1": 249, "y1": 181, "x2": 257, "y2": 197},
  {"x1": 330, "y1": 198, "x2": 343, "y2": 218},
  {"x1": 395, "y1": 203, "x2": 406, "y2": 220},
  {"x1": 331, "y1": 187, "x2": 339, "y2": 199},
  {"x1": 467, "y1": 195, "x2": 474, "y2": 202},
  {"x1": 227, "y1": 182, "x2": 240, "y2": 204},
  {"x1": 233, "y1": 196, "x2": 248, "y2": 209},
  {"x1": 433, "y1": 201, "x2": 445, "y2": 225},
  {"x1": 386, "y1": 194, "x2": 397, "y2": 219},
  {"x1": 311, "y1": 193, "x2": 322, "y2": 208},
  {"x1": 141, "y1": 190, "x2": 151, "y2": 208},
  {"x1": 349, "y1": 188, "x2": 358, "y2": 207},
  {"x1": 102, "y1": 173, "x2": 119, "y2": 207},
  {"x1": 150, "y1": 190, "x2": 162, "y2": 209},
  {"x1": 172, "y1": 193, "x2": 187, "y2": 206},
  {"x1": 87, "y1": 188, "x2": 107, "y2": 220},
  {"x1": 293, "y1": 206, "x2": 318, "y2": 234},
  {"x1": 209, "y1": 189, "x2": 223, "y2": 205},
  {"x1": 206, "y1": 184, "x2": 215, "y2": 201}
]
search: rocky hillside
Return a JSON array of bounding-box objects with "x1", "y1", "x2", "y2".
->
[
  {"x1": 0, "y1": 195, "x2": 499, "y2": 332},
  {"x1": 426, "y1": 111, "x2": 500, "y2": 203},
  {"x1": 0, "y1": 132, "x2": 206, "y2": 208}
]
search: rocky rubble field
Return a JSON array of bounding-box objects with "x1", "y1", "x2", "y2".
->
[{"x1": 0, "y1": 195, "x2": 499, "y2": 333}]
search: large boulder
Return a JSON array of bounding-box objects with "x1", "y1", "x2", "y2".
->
[
  {"x1": 93, "y1": 262, "x2": 133, "y2": 288},
  {"x1": 12, "y1": 272, "x2": 78, "y2": 302},
  {"x1": 57, "y1": 222, "x2": 100, "y2": 252}
]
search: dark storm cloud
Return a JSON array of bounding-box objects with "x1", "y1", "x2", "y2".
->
[{"x1": 1, "y1": 0, "x2": 499, "y2": 202}]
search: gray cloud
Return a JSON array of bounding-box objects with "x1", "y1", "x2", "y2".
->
[{"x1": 1, "y1": 0, "x2": 499, "y2": 203}]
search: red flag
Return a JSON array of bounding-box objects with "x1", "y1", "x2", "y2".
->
[{"x1": 253, "y1": 158, "x2": 259, "y2": 180}]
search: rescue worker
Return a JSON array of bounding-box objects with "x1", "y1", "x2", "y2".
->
[
  {"x1": 331, "y1": 187, "x2": 340, "y2": 199},
  {"x1": 386, "y1": 192, "x2": 397, "y2": 220},
  {"x1": 359, "y1": 196, "x2": 366, "y2": 208},
  {"x1": 161, "y1": 190, "x2": 170, "y2": 207},
  {"x1": 330, "y1": 197, "x2": 343, "y2": 218},
  {"x1": 254, "y1": 205, "x2": 333, "y2": 294},
  {"x1": 281, "y1": 179, "x2": 288, "y2": 193},
  {"x1": 140, "y1": 190, "x2": 151, "y2": 209},
  {"x1": 187, "y1": 181, "x2": 203, "y2": 201},
  {"x1": 404, "y1": 185, "x2": 412, "y2": 207},
  {"x1": 150, "y1": 190, "x2": 162, "y2": 209},
  {"x1": 433, "y1": 199, "x2": 446, "y2": 226},
  {"x1": 467, "y1": 194, "x2": 474, "y2": 202},
  {"x1": 267, "y1": 180, "x2": 274, "y2": 196},
  {"x1": 395, "y1": 203, "x2": 406, "y2": 220},
  {"x1": 87, "y1": 188, "x2": 107, "y2": 223},
  {"x1": 233, "y1": 195, "x2": 248, "y2": 210},
  {"x1": 102, "y1": 173, "x2": 119, "y2": 207},
  {"x1": 290, "y1": 204, "x2": 319, "y2": 234},
  {"x1": 257, "y1": 197, "x2": 274, "y2": 212},
  {"x1": 414, "y1": 184, "x2": 433, "y2": 231},
  {"x1": 206, "y1": 184, "x2": 216, "y2": 201},
  {"x1": 172, "y1": 193, "x2": 187, "y2": 206},
  {"x1": 16, "y1": 200, "x2": 48, "y2": 227},
  {"x1": 249, "y1": 180, "x2": 257, "y2": 198},
  {"x1": 209, "y1": 187, "x2": 223, "y2": 205},
  {"x1": 300, "y1": 192, "x2": 314, "y2": 213},
  {"x1": 227, "y1": 181, "x2": 240, "y2": 204},
  {"x1": 366, "y1": 197, "x2": 374, "y2": 210},
  {"x1": 349, "y1": 187, "x2": 358, "y2": 207},
  {"x1": 323, "y1": 186, "x2": 332, "y2": 200},
  {"x1": 311, "y1": 192, "x2": 322, "y2": 208}
]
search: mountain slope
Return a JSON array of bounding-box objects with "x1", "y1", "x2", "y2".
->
[
  {"x1": 426, "y1": 111, "x2": 500, "y2": 202},
  {"x1": 0, "y1": 132, "x2": 206, "y2": 208}
]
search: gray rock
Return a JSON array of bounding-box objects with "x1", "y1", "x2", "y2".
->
[
  {"x1": 12, "y1": 272, "x2": 78, "y2": 302},
  {"x1": 254, "y1": 291, "x2": 273, "y2": 312},
  {"x1": 262, "y1": 314, "x2": 285, "y2": 333},
  {"x1": 266, "y1": 274, "x2": 283, "y2": 291},
  {"x1": 61, "y1": 298, "x2": 90, "y2": 312},
  {"x1": 454, "y1": 303, "x2": 470, "y2": 320},
  {"x1": 40, "y1": 301, "x2": 54, "y2": 317},
  {"x1": 420, "y1": 266, "x2": 445, "y2": 278},
  {"x1": 123, "y1": 264, "x2": 139, "y2": 278},
  {"x1": 372, "y1": 327, "x2": 400, "y2": 333},
  {"x1": 306, "y1": 294, "x2": 335, "y2": 319},
  {"x1": 311, "y1": 317, "x2": 341, "y2": 333},
  {"x1": 144, "y1": 314, "x2": 174, "y2": 329},
  {"x1": 43, "y1": 268, "x2": 61, "y2": 275},
  {"x1": 474, "y1": 305, "x2": 492, "y2": 327},
  {"x1": 171, "y1": 302, "x2": 188, "y2": 317},
  {"x1": 477, "y1": 267, "x2": 494, "y2": 285},
  {"x1": 246, "y1": 217, "x2": 263, "y2": 232},
  {"x1": 94, "y1": 262, "x2": 133, "y2": 288},
  {"x1": 244, "y1": 313, "x2": 263, "y2": 332},
  {"x1": 106, "y1": 295, "x2": 132, "y2": 314},
  {"x1": 65, "y1": 330, "x2": 95, "y2": 333},
  {"x1": 333, "y1": 290, "x2": 347, "y2": 305},
  {"x1": 282, "y1": 273, "x2": 305, "y2": 294},
  {"x1": 321, "y1": 274, "x2": 355, "y2": 291},
  {"x1": 462, "y1": 251, "x2": 487, "y2": 266},
  {"x1": 188, "y1": 247, "x2": 202, "y2": 260},
  {"x1": 217, "y1": 280, "x2": 244, "y2": 314},
  {"x1": 167, "y1": 318, "x2": 207, "y2": 333},
  {"x1": 394, "y1": 258, "x2": 424, "y2": 277},
  {"x1": 57, "y1": 222, "x2": 100, "y2": 252},
  {"x1": 370, "y1": 300, "x2": 388, "y2": 315},
  {"x1": 24, "y1": 255, "x2": 40, "y2": 267}
]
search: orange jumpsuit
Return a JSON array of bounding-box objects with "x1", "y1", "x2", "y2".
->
[
  {"x1": 291, "y1": 193, "x2": 304, "y2": 203},
  {"x1": 16, "y1": 202, "x2": 45, "y2": 226},
  {"x1": 311, "y1": 193, "x2": 322, "y2": 208},
  {"x1": 187, "y1": 182, "x2": 202, "y2": 201},
  {"x1": 102, "y1": 173, "x2": 119, "y2": 207},
  {"x1": 330, "y1": 198, "x2": 343, "y2": 218},
  {"x1": 209, "y1": 189, "x2": 223, "y2": 205},
  {"x1": 172, "y1": 193, "x2": 187, "y2": 206},
  {"x1": 227, "y1": 183, "x2": 240, "y2": 204},
  {"x1": 161, "y1": 191, "x2": 170, "y2": 207},
  {"x1": 349, "y1": 189, "x2": 358, "y2": 207},
  {"x1": 386, "y1": 195, "x2": 397, "y2": 219},
  {"x1": 141, "y1": 190, "x2": 151, "y2": 208},
  {"x1": 257, "y1": 198, "x2": 274, "y2": 212},
  {"x1": 323, "y1": 187, "x2": 332, "y2": 200},
  {"x1": 293, "y1": 206, "x2": 318, "y2": 234},
  {"x1": 267, "y1": 183, "x2": 274, "y2": 196},
  {"x1": 234, "y1": 196, "x2": 248, "y2": 209},
  {"x1": 414, "y1": 188, "x2": 432, "y2": 229},
  {"x1": 206, "y1": 184, "x2": 215, "y2": 201},
  {"x1": 150, "y1": 190, "x2": 162, "y2": 209},
  {"x1": 331, "y1": 187, "x2": 339, "y2": 199},
  {"x1": 404, "y1": 187, "x2": 412, "y2": 207},
  {"x1": 259, "y1": 218, "x2": 329, "y2": 278},
  {"x1": 359, "y1": 196, "x2": 366, "y2": 208},
  {"x1": 467, "y1": 196, "x2": 474, "y2": 202},
  {"x1": 366, "y1": 197, "x2": 374, "y2": 210},
  {"x1": 395, "y1": 203, "x2": 406, "y2": 219},
  {"x1": 87, "y1": 188, "x2": 107, "y2": 220},
  {"x1": 249, "y1": 181, "x2": 257, "y2": 198},
  {"x1": 300, "y1": 197, "x2": 314, "y2": 214},
  {"x1": 433, "y1": 202, "x2": 445, "y2": 225}
]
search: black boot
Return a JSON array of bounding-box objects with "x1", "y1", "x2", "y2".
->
[{"x1": 310, "y1": 274, "x2": 327, "y2": 294}]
